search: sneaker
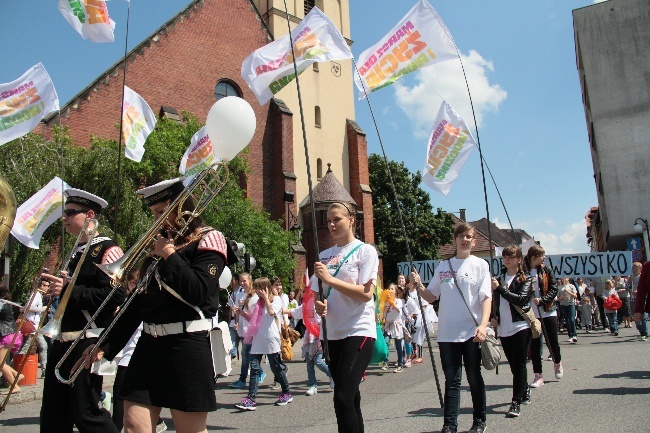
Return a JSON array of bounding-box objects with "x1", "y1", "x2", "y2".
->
[
  {"x1": 521, "y1": 386, "x2": 531, "y2": 405},
  {"x1": 506, "y1": 400, "x2": 521, "y2": 417},
  {"x1": 275, "y1": 392, "x2": 293, "y2": 406},
  {"x1": 572, "y1": 337, "x2": 578, "y2": 343},
  {"x1": 614, "y1": 331, "x2": 619, "y2": 336},
  {"x1": 642, "y1": 335, "x2": 647, "y2": 341},
  {"x1": 259, "y1": 371, "x2": 266, "y2": 383},
  {"x1": 530, "y1": 374, "x2": 544, "y2": 388},
  {"x1": 441, "y1": 426, "x2": 457, "y2": 433},
  {"x1": 567, "y1": 338, "x2": 573, "y2": 343},
  {"x1": 156, "y1": 420, "x2": 168, "y2": 433},
  {"x1": 100, "y1": 391, "x2": 112, "y2": 412},
  {"x1": 270, "y1": 381, "x2": 281, "y2": 390},
  {"x1": 305, "y1": 385, "x2": 318, "y2": 396},
  {"x1": 330, "y1": 378, "x2": 335, "y2": 389},
  {"x1": 230, "y1": 380, "x2": 247, "y2": 388},
  {"x1": 468, "y1": 419, "x2": 486, "y2": 433},
  {"x1": 554, "y1": 362, "x2": 564, "y2": 379},
  {"x1": 546, "y1": 355, "x2": 553, "y2": 361},
  {"x1": 586, "y1": 329, "x2": 591, "y2": 333},
  {"x1": 360, "y1": 373, "x2": 366, "y2": 383},
  {"x1": 40, "y1": 369, "x2": 46, "y2": 379},
  {"x1": 378, "y1": 361, "x2": 386, "y2": 369},
  {"x1": 404, "y1": 360, "x2": 412, "y2": 368},
  {"x1": 394, "y1": 366, "x2": 404, "y2": 373},
  {"x1": 235, "y1": 396, "x2": 256, "y2": 411},
  {"x1": 380, "y1": 364, "x2": 389, "y2": 371}
]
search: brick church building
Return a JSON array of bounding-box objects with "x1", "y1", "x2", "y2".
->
[{"x1": 36, "y1": 0, "x2": 376, "y2": 286}]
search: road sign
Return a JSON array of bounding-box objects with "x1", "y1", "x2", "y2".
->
[{"x1": 627, "y1": 237, "x2": 642, "y2": 251}]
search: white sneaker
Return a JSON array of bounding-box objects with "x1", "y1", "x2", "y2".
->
[
  {"x1": 330, "y1": 378, "x2": 335, "y2": 389},
  {"x1": 305, "y1": 385, "x2": 318, "y2": 396},
  {"x1": 380, "y1": 364, "x2": 388, "y2": 371},
  {"x1": 378, "y1": 361, "x2": 386, "y2": 369},
  {"x1": 100, "y1": 391, "x2": 112, "y2": 412},
  {"x1": 156, "y1": 420, "x2": 168, "y2": 433},
  {"x1": 567, "y1": 338, "x2": 574, "y2": 343},
  {"x1": 530, "y1": 374, "x2": 544, "y2": 388},
  {"x1": 554, "y1": 362, "x2": 564, "y2": 379}
]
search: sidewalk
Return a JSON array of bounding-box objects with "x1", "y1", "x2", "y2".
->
[{"x1": 2, "y1": 366, "x2": 115, "y2": 407}]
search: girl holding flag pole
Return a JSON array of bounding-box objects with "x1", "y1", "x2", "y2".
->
[{"x1": 314, "y1": 202, "x2": 379, "y2": 433}]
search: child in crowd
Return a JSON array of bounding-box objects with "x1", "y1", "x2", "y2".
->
[{"x1": 580, "y1": 288, "x2": 594, "y2": 332}]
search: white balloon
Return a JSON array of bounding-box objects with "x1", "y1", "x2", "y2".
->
[
  {"x1": 219, "y1": 265, "x2": 232, "y2": 289},
  {"x1": 205, "y1": 97, "x2": 256, "y2": 161}
]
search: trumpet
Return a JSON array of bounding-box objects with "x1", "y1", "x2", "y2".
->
[{"x1": 59, "y1": 161, "x2": 229, "y2": 385}]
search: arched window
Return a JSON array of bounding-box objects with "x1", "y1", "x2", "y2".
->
[
  {"x1": 214, "y1": 80, "x2": 241, "y2": 101},
  {"x1": 315, "y1": 105, "x2": 321, "y2": 128}
]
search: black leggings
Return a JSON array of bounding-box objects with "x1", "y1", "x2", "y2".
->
[
  {"x1": 500, "y1": 328, "x2": 531, "y2": 402},
  {"x1": 530, "y1": 316, "x2": 561, "y2": 373},
  {"x1": 328, "y1": 336, "x2": 375, "y2": 433}
]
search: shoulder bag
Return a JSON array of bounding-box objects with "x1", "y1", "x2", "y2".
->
[
  {"x1": 501, "y1": 275, "x2": 542, "y2": 339},
  {"x1": 447, "y1": 259, "x2": 501, "y2": 371}
]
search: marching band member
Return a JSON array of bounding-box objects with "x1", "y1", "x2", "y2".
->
[
  {"x1": 40, "y1": 188, "x2": 125, "y2": 433},
  {"x1": 76, "y1": 178, "x2": 228, "y2": 433}
]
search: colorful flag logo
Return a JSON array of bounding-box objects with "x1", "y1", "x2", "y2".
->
[
  {"x1": 58, "y1": 0, "x2": 116, "y2": 43},
  {"x1": 122, "y1": 86, "x2": 157, "y2": 163},
  {"x1": 179, "y1": 126, "x2": 220, "y2": 175}
]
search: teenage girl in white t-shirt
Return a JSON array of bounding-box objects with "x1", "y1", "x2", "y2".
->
[
  {"x1": 313, "y1": 202, "x2": 379, "y2": 433},
  {"x1": 234, "y1": 277, "x2": 291, "y2": 410},
  {"x1": 418, "y1": 222, "x2": 491, "y2": 433}
]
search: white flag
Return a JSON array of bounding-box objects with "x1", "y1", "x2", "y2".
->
[
  {"x1": 122, "y1": 86, "x2": 157, "y2": 162},
  {"x1": 242, "y1": 7, "x2": 353, "y2": 105},
  {"x1": 11, "y1": 177, "x2": 70, "y2": 249},
  {"x1": 422, "y1": 101, "x2": 475, "y2": 196},
  {"x1": 58, "y1": 0, "x2": 116, "y2": 43},
  {"x1": 0, "y1": 63, "x2": 60, "y2": 146},
  {"x1": 354, "y1": 0, "x2": 458, "y2": 98},
  {"x1": 179, "y1": 126, "x2": 221, "y2": 176}
]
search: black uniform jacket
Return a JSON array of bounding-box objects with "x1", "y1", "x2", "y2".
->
[{"x1": 60, "y1": 235, "x2": 126, "y2": 333}]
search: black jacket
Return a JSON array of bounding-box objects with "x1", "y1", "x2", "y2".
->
[
  {"x1": 493, "y1": 271, "x2": 534, "y2": 324},
  {"x1": 535, "y1": 265, "x2": 558, "y2": 312}
]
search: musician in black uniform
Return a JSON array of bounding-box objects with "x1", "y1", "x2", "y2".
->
[
  {"x1": 40, "y1": 188, "x2": 125, "y2": 433},
  {"x1": 77, "y1": 178, "x2": 228, "y2": 433}
]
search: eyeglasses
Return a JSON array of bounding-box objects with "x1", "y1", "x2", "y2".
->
[{"x1": 63, "y1": 209, "x2": 87, "y2": 217}]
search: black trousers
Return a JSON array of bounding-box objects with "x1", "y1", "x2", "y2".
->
[
  {"x1": 530, "y1": 316, "x2": 562, "y2": 374},
  {"x1": 328, "y1": 336, "x2": 375, "y2": 433},
  {"x1": 500, "y1": 328, "x2": 531, "y2": 402},
  {"x1": 596, "y1": 296, "x2": 608, "y2": 328},
  {"x1": 40, "y1": 338, "x2": 118, "y2": 433}
]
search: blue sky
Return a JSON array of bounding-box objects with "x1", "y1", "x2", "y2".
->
[{"x1": 1, "y1": 0, "x2": 606, "y2": 254}]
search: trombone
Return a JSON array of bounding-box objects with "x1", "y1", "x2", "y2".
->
[{"x1": 60, "y1": 161, "x2": 229, "y2": 385}]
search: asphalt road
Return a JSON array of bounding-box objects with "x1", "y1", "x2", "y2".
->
[{"x1": 0, "y1": 325, "x2": 647, "y2": 432}]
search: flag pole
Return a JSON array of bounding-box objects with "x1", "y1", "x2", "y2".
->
[
  {"x1": 353, "y1": 60, "x2": 444, "y2": 409},
  {"x1": 112, "y1": 0, "x2": 132, "y2": 239},
  {"x1": 280, "y1": 0, "x2": 329, "y2": 363}
]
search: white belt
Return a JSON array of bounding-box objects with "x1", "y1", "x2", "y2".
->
[
  {"x1": 143, "y1": 319, "x2": 212, "y2": 338},
  {"x1": 59, "y1": 328, "x2": 104, "y2": 342}
]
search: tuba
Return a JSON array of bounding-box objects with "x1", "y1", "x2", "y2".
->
[
  {"x1": 57, "y1": 161, "x2": 229, "y2": 385},
  {"x1": 0, "y1": 174, "x2": 17, "y2": 252}
]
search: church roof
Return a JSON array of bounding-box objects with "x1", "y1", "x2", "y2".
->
[{"x1": 299, "y1": 164, "x2": 356, "y2": 209}]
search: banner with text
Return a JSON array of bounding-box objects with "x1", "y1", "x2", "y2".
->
[
  {"x1": 422, "y1": 101, "x2": 475, "y2": 196},
  {"x1": 122, "y1": 86, "x2": 156, "y2": 163},
  {"x1": 353, "y1": 0, "x2": 457, "y2": 99},
  {"x1": 241, "y1": 7, "x2": 353, "y2": 105},
  {"x1": 179, "y1": 126, "x2": 220, "y2": 176},
  {"x1": 398, "y1": 251, "x2": 635, "y2": 284},
  {"x1": 0, "y1": 63, "x2": 60, "y2": 146},
  {"x1": 58, "y1": 0, "x2": 116, "y2": 43},
  {"x1": 11, "y1": 177, "x2": 70, "y2": 249}
]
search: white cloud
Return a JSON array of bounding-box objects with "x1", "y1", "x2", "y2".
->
[
  {"x1": 545, "y1": 219, "x2": 555, "y2": 227},
  {"x1": 593, "y1": 0, "x2": 608, "y2": 3},
  {"x1": 531, "y1": 218, "x2": 590, "y2": 255},
  {"x1": 393, "y1": 49, "x2": 507, "y2": 138},
  {"x1": 492, "y1": 217, "x2": 510, "y2": 229}
]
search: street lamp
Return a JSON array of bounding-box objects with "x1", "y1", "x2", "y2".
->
[{"x1": 633, "y1": 218, "x2": 649, "y2": 262}]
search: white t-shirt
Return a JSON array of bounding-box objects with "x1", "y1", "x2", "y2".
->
[
  {"x1": 529, "y1": 269, "x2": 557, "y2": 318},
  {"x1": 251, "y1": 296, "x2": 282, "y2": 355},
  {"x1": 497, "y1": 274, "x2": 530, "y2": 338},
  {"x1": 311, "y1": 240, "x2": 379, "y2": 340},
  {"x1": 385, "y1": 298, "x2": 403, "y2": 325},
  {"x1": 237, "y1": 292, "x2": 259, "y2": 338},
  {"x1": 227, "y1": 287, "x2": 243, "y2": 327},
  {"x1": 426, "y1": 256, "x2": 491, "y2": 343},
  {"x1": 25, "y1": 292, "x2": 45, "y2": 325},
  {"x1": 117, "y1": 323, "x2": 143, "y2": 367},
  {"x1": 281, "y1": 293, "x2": 290, "y2": 324}
]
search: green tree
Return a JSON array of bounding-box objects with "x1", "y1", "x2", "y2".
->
[
  {"x1": 369, "y1": 153, "x2": 454, "y2": 283},
  {"x1": 0, "y1": 113, "x2": 295, "y2": 301}
]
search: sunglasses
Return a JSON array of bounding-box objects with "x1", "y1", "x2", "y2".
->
[{"x1": 63, "y1": 209, "x2": 87, "y2": 217}]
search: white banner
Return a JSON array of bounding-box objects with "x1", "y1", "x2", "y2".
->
[
  {"x1": 241, "y1": 7, "x2": 353, "y2": 105},
  {"x1": 179, "y1": 126, "x2": 220, "y2": 176},
  {"x1": 0, "y1": 63, "x2": 60, "y2": 146},
  {"x1": 11, "y1": 177, "x2": 70, "y2": 249},
  {"x1": 398, "y1": 251, "x2": 635, "y2": 283},
  {"x1": 58, "y1": 0, "x2": 116, "y2": 43},
  {"x1": 122, "y1": 86, "x2": 157, "y2": 162},
  {"x1": 354, "y1": 0, "x2": 457, "y2": 98},
  {"x1": 422, "y1": 101, "x2": 475, "y2": 196}
]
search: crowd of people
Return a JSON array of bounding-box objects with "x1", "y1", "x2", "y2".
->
[{"x1": 0, "y1": 187, "x2": 649, "y2": 433}]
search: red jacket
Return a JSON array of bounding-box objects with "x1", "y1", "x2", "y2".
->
[{"x1": 634, "y1": 261, "x2": 650, "y2": 314}]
